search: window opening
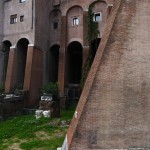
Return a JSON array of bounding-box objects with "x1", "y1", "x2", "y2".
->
[
  {"x1": 73, "y1": 17, "x2": 79, "y2": 26},
  {"x1": 20, "y1": 15, "x2": 24, "y2": 22},
  {"x1": 10, "y1": 14, "x2": 17, "y2": 24},
  {"x1": 20, "y1": 0, "x2": 26, "y2": 3},
  {"x1": 93, "y1": 12, "x2": 102, "y2": 22}
]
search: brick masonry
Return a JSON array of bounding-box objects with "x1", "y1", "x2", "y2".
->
[
  {"x1": 5, "y1": 48, "x2": 17, "y2": 93},
  {"x1": 1, "y1": 0, "x2": 114, "y2": 98},
  {"x1": 24, "y1": 46, "x2": 43, "y2": 108},
  {"x1": 67, "y1": 0, "x2": 150, "y2": 149}
]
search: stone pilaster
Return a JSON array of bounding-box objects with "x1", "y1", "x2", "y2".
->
[
  {"x1": 5, "y1": 47, "x2": 17, "y2": 93},
  {"x1": 24, "y1": 45, "x2": 43, "y2": 108},
  {"x1": 83, "y1": 11, "x2": 90, "y2": 67},
  {"x1": 58, "y1": 16, "x2": 67, "y2": 95}
]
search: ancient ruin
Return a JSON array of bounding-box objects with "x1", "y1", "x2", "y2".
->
[{"x1": 67, "y1": 0, "x2": 150, "y2": 149}]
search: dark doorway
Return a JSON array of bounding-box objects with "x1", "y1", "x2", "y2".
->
[
  {"x1": 16, "y1": 38, "x2": 29, "y2": 87},
  {"x1": 91, "y1": 38, "x2": 101, "y2": 61},
  {"x1": 2, "y1": 41, "x2": 11, "y2": 82},
  {"x1": 67, "y1": 41, "x2": 83, "y2": 84},
  {"x1": 49, "y1": 45, "x2": 59, "y2": 83}
]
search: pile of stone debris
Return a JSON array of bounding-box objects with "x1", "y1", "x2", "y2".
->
[
  {"x1": 35, "y1": 94, "x2": 60, "y2": 119},
  {"x1": 0, "y1": 93, "x2": 25, "y2": 120}
]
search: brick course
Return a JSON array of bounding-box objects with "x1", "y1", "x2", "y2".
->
[{"x1": 67, "y1": 0, "x2": 150, "y2": 149}]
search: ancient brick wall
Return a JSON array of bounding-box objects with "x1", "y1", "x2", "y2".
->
[
  {"x1": 24, "y1": 46, "x2": 43, "y2": 108},
  {"x1": 68, "y1": 0, "x2": 150, "y2": 149}
]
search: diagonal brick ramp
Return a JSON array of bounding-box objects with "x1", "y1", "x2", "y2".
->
[{"x1": 67, "y1": 0, "x2": 150, "y2": 149}]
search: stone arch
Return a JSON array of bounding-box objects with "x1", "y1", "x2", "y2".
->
[
  {"x1": 89, "y1": 0, "x2": 107, "y2": 6},
  {"x1": 67, "y1": 41, "x2": 83, "y2": 84},
  {"x1": 2, "y1": 40, "x2": 12, "y2": 48},
  {"x1": 49, "y1": 9, "x2": 61, "y2": 18},
  {"x1": 48, "y1": 44, "x2": 60, "y2": 83},
  {"x1": 16, "y1": 38, "x2": 29, "y2": 87},
  {"x1": 66, "y1": 5, "x2": 83, "y2": 16},
  {"x1": 68, "y1": 38, "x2": 83, "y2": 46},
  {"x1": 89, "y1": 0, "x2": 107, "y2": 13}
]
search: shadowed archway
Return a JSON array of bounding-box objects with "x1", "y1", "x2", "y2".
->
[
  {"x1": 16, "y1": 38, "x2": 29, "y2": 87},
  {"x1": 67, "y1": 41, "x2": 83, "y2": 84},
  {"x1": 1, "y1": 41, "x2": 12, "y2": 82},
  {"x1": 49, "y1": 44, "x2": 60, "y2": 83}
]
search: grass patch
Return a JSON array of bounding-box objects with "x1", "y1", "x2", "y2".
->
[
  {"x1": 60, "y1": 107, "x2": 75, "y2": 120},
  {"x1": 20, "y1": 137, "x2": 64, "y2": 150},
  {"x1": 0, "y1": 108, "x2": 75, "y2": 150}
]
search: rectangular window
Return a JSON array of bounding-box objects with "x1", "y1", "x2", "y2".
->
[
  {"x1": 20, "y1": 15, "x2": 24, "y2": 22},
  {"x1": 10, "y1": 14, "x2": 17, "y2": 24},
  {"x1": 20, "y1": 0, "x2": 26, "y2": 3},
  {"x1": 73, "y1": 17, "x2": 79, "y2": 26},
  {"x1": 93, "y1": 12, "x2": 102, "y2": 22},
  {"x1": 53, "y1": 22, "x2": 58, "y2": 29}
]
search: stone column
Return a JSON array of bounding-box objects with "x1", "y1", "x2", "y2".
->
[
  {"x1": 5, "y1": 46, "x2": 17, "y2": 93},
  {"x1": 58, "y1": 16, "x2": 67, "y2": 95},
  {"x1": 83, "y1": 11, "x2": 90, "y2": 67},
  {"x1": 24, "y1": 45, "x2": 43, "y2": 108}
]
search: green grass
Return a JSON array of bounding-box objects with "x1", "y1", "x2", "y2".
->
[
  {"x1": 20, "y1": 137, "x2": 64, "y2": 150},
  {"x1": 0, "y1": 108, "x2": 75, "y2": 150}
]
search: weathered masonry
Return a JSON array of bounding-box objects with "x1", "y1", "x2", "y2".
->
[
  {"x1": 66, "y1": 0, "x2": 150, "y2": 149},
  {"x1": 0, "y1": 0, "x2": 114, "y2": 108}
]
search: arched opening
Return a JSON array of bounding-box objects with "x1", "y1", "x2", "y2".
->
[
  {"x1": 67, "y1": 41, "x2": 83, "y2": 84},
  {"x1": 2, "y1": 41, "x2": 12, "y2": 82},
  {"x1": 49, "y1": 44, "x2": 59, "y2": 83},
  {"x1": 66, "y1": 6, "x2": 83, "y2": 42},
  {"x1": 91, "y1": 38, "x2": 101, "y2": 61},
  {"x1": 16, "y1": 38, "x2": 29, "y2": 87},
  {"x1": 89, "y1": 0, "x2": 108, "y2": 38}
]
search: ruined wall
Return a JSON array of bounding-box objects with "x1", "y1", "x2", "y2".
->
[{"x1": 68, "y1": 0, "x2": 150, "y2": 149}]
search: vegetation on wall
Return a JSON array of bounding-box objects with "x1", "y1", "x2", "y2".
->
[
  {"x1": 87, "y1": 3, "x2": 100, "y2": 44},
  {"x1": 80, "y1": 2, "x2": 100, "y2": 89},
  {"x1": 40, "y1": 82, "x2": 59, "y2": 100}
]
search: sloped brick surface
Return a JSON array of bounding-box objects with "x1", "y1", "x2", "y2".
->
[{"x1": 68, "y1": 0, "x2": 150, "y2": 149}]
